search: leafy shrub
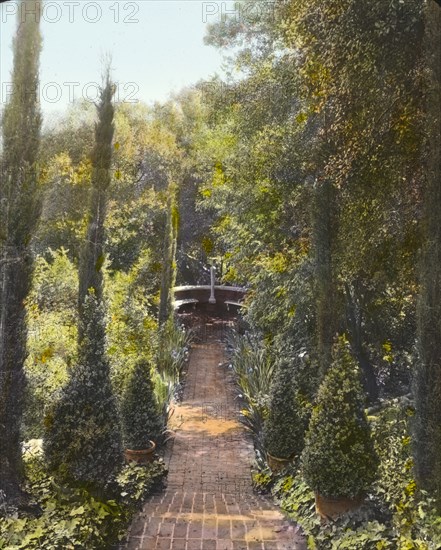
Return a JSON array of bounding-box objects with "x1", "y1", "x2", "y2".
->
[
  {"x1": 226, "y1": 331, "x2": 276, "y2": 457},
  {"x1": 44, "y1": 295, "x2": 123, "y2": 494},
  {"x1": 0, "y1": 452, "x2": 167, "y2": 549},
  {"x1": 229, "y1": 331, "x2": 276, "y2": 403},
  {"x1": 302, "y1": 336, "x2": 378, "y2": 498},
  {"x1": 116, "y1": 460, "x2": 167, "y2": 509},
  {"x1": 151, "y1": 370, "x2": 176, "y2": 442},
  {"x1": 262, "y1": 356, "x2": 309, "y2": 459},
  {"x1": 28, "y1": 249, "x2": 78, "y2": 314},
  {"x1": 121, "y1": 359, "x2": 163, "y2": 450},
  {"x1": 252, "y1": 400, "x2": 441, "y2": 549},
  {"x1": 156, "y1": 319, "x2": 192, "y2": 380},
  {"x1": 23, "y1": 250, "x2": 78, "y2": 439}
]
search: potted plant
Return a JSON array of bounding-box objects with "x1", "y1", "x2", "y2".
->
[
  {"x1": 262, "y1": 357, "x2": 308, "y2": 473},
  {"x1": 121, "y1": 359, "x2": 163, "y2": 464},
  {"x1": 301, "y1": 336, "x2": 378, "y2": 520}
]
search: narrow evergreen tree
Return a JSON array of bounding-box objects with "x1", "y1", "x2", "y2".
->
[
  {"x1": 78, "y1": 69, "x2": 115, "y2": 333},
  {"x1": 302, "y1": 337, "x2": 377, "y2": 499},
  {"x1": 0, "y1": 0, "x2": 42, "y2": 503},
  {"x1": 158, "y1": 182, "x2": 179, "y2": 326},
  {"x1": 414, "y1": 0, "x2": 441, "y2": 510},
  {"x1": 44, "y1": 73, "x2": 123, "y2": 493}
]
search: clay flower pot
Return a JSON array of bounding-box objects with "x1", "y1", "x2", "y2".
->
[
  {"x1": 266, "y1": 452, "x2": 294, "y2": 473},
  {"x1": 124, "y1": 440, "x2": 156, "y2": 464},
  {"x1": 314, "y1": 492, "x2": 364, "y2": 521}
]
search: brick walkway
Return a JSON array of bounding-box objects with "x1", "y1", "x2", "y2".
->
[{"x1": 124, "y1": 335, "x2": 305, "y2": 550}]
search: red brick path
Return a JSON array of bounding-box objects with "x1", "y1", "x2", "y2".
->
[{"x1": 123, "y1": 338, "x2": 305, "y2": 550}]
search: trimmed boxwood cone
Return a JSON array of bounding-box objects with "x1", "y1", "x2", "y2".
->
[
  {"x1": 121, "y1": 359, "x2": 163, "y2": 453},
  {"x1": 302, "y1": 336, "x2": 378, "y2": 515},
  {"x1": 262, "y1": 357, "x2": 308, "y2": 465}
]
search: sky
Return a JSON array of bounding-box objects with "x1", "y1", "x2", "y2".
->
[{"x1": 0, "y1": 0, "x2": 232, "y2": 117}]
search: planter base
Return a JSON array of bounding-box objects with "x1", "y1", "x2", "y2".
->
[
  {"x1": 315, "y1": 493, "x2": 364, "y2": 521},
  {"x1": 266, "y1": 452, "x2": 293, "y2": 473},
  {"x1": 124, "y1": 441, "x2": 156, "y2": 464}
]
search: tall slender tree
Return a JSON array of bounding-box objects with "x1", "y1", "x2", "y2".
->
[
  {"x1": 78, "y1": 71, "x2": 114, "y2": 333},
  {"x1": 158, "y1": 182, "x2": 179, "y2": 326},
  {"x1": 0, "y1": 0, "x2": 42, "y2": 503},
  {"x1": 414, "y1": 0, "x2": 441, "y2": 510},
  {"x1": 44, "y1": 72, "x2": 123, "y2": 493}
]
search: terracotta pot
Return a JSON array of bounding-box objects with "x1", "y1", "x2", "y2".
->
[
  {"x1": 314, "y1": 492, "x2": 364, "y2": 521},
  {"x1": 124, "y1": 441, "x2": 156, "y2": 464},
  {"x1": 266, "y1": 452, "x2": 293, "y2": 473}
]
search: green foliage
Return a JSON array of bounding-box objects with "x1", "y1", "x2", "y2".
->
[
  {"x1": 44, "y1": 295, "x2": 123, "y2": 493},
  {"x1": 105, "y1": 257, "x2": 158, "y2": 399},
  {"x1": 151, "y1": 370, "x2": 176, "y2": 441},
  {"x1": 121, "y1": 359, "x2": 163, "y2": 450},
  {"x1": 302, "y1": 337, "x2": 378, "y2": 498},
  {"x1": 0, "y1": 451, "x2": 166, "y2": 549},
  {"x1": 156, "y1": 319, "x2": 192, "y2": 380},
  {"x1": 229, "y1": 331, "x2": 275, "y2": 404},
  {"x1": 23, "y1": 249, "x2": 78, "y2": 439},
  {"x1": 227, "y1": 331, "x2": 275, "y2": 456},
  {"x1": 262, "y1": 357, "x2": 309, "y2": 460},
  {"x1": 116, "y1": 460, "x2": 167, "y2": 509},
  {"x1": 270, "y1": 405, "x2": 441, "y2": 549}
]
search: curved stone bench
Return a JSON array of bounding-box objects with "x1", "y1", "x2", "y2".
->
[{"x1": 173, "y1": 285, "x2": 247, "y2": 313}]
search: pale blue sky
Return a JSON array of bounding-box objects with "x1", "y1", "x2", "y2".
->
[{"x1": 0, "y1": 1, "x2": 231, "y2": 116}]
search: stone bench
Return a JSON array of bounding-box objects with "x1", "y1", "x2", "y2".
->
[
  {"x1": 224, "y1": 300, "x2": 246, "y2": 311},
  {"x1": 174, "y1": 298, "x2": 199, "y2": 312}
]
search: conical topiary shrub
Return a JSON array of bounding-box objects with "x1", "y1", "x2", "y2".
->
[
  {"x1": 302, "y1": 336, "x2": 377, "y2": 500},
  {"x1": 262, "y1": 356, "x2": 308, "y2": 461},
  {"x1": 121, "y1": 359, "x2": 163, "y2": 451},
  {"x1": 44, "y1": 295, "x2": 123, "y2": 493}
]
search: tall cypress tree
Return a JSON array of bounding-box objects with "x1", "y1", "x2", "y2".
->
[
  {"x1": 158, "y1": 182, "x2": 179, "y2": 326},
  {"x1": 414, "y1": 0, "x2": 441, "y2": 510},
  {"x1": 44, "y1": 73, "x2": 123, "y2": 493},
  {"x1": 78, "y1": 72, "x2": 114, "y2": 332},
  {"x1": 0, "y1": 0, "x2": 42, "y2": 503}
]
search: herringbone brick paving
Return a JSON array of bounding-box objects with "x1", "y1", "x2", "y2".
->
[{"x1": 123, "y1": 331, "x2": 305, "y2": 550}]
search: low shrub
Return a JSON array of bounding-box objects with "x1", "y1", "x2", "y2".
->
[{"x1": 0, "y1": 452, "x2": 167, "y2": 550}]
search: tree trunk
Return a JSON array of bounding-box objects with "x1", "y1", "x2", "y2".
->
[{"x1": 344, "y1": 283, "x2": 379, "y2": 402}]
